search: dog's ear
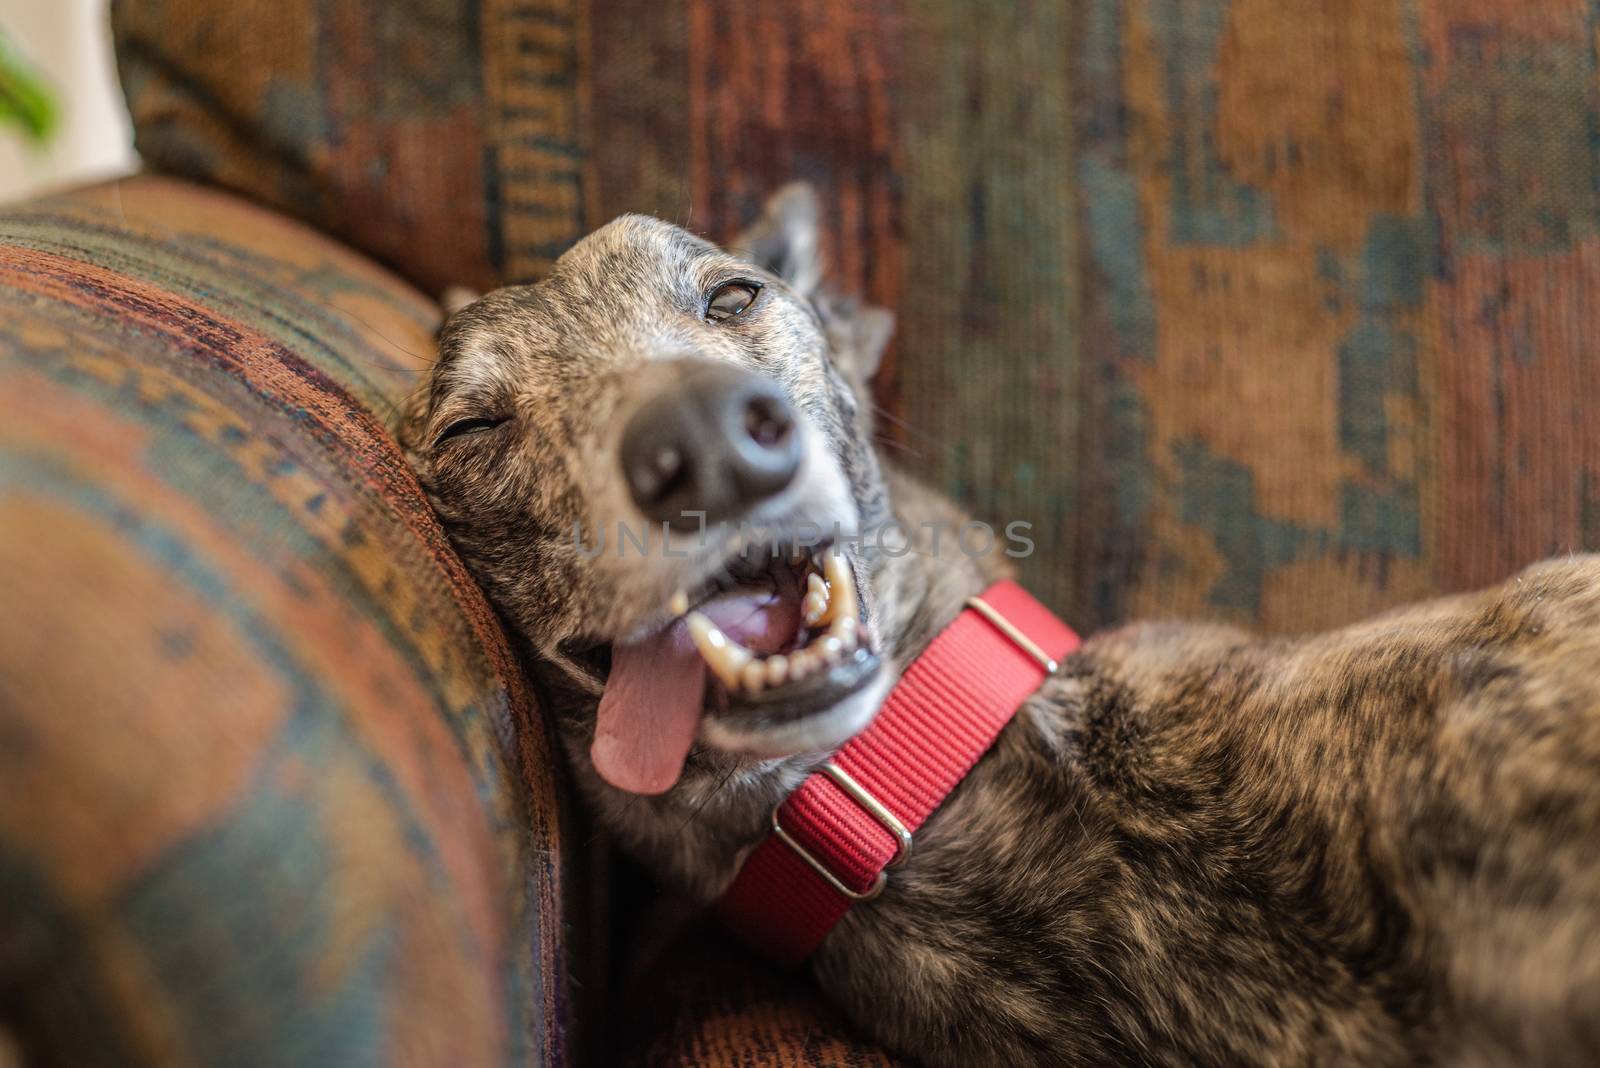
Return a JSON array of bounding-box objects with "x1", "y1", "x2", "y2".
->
[
  {"x1": 821, "y1": 294, "x2": 894, "y2": 400},
  {"x1": 732, "y1": 182, "x2": 823, "y2": 298},
  {"x1": 732, "y1": 183, "x2": 892, "y2": 397}
]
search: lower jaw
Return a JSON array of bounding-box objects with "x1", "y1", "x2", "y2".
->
[{"x1": 700, "y1": 649, "x2": 889, "y2": 759}]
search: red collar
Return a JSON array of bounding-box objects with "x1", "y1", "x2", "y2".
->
[{"x1": 715, "y1": 580, "x2": 1080, "y2": 965}]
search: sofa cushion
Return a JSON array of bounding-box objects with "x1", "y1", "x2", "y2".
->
[
  {"x1": 621, "y1": 925, "x2": 910, "y2": 1067},
  {"x1": 0, "y1": 177, "x2": 575, "y2": 1065},
  {"x1": 112, "y1": 0, "x2": 1600, "y2": 643}
]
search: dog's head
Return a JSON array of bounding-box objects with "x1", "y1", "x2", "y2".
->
[{"x1": 401, "y1": 185, "x2": 897, "y2": 798}]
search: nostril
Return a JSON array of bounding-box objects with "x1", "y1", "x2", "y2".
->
[
  {"x1": 620, "y1": 361, "x2": 803, "y2": 528},
  {"x1": 744, "y1": 395, "x2": 794, "y2": 450},
  {"x1": 728, "y1": 385, "x2": 801, "y2": 508},
  {"x1": 629, "y1": 443, "x2": 685, "y2": 505}
]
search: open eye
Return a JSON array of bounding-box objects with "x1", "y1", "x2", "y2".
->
[
  {"x1": 434, "y1": 415, "x2": 508, "y2": 447},
  {"x1": 705, "y1": 280, "x2": 762, "y2": 322}
]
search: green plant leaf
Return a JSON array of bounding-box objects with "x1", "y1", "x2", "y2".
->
[{"x1": 0, "y1": 31, "x2": 58, "y2": 145}]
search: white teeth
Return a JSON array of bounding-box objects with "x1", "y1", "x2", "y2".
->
[
  {"x1": 686, "y1": 611, "x2": 752, "y2": 688},
  {"x1": 821, "y1": 548, "x2": 857, "y2": 627},
  {"x1": 740, "y1": 662, "x2": 767, "y2": 694},
  {"x1": 681, "y1": 548, "x2": 874, "y2": 697},
  {"x1": 788, "y1": 651, "x2": 817, "y2": 681},
  {"x1": 801, "y1": 572, "x2": 829, "y2": 627}
]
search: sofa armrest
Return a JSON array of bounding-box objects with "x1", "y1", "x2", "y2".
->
[{"x1": 0, "y1": 178, "x2": 577, "y2": 1065}]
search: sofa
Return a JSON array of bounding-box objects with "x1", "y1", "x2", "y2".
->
[{"x1": 1, "y1": 1, "x2": 1596, "y2": 1063}]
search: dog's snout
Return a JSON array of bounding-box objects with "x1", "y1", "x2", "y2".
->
[{"x1": 620, "y1": 361, "x2": 802, "y2": 529}]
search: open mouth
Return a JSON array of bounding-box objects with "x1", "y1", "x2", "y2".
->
[
  {"x1": 677, "y1": 545, "x2": 873, "y2": 700},
  {"x1": 590, "y1": 542, "x2": 884, "y2": 795}
]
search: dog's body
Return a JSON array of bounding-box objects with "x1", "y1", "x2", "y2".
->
[
  {"x1": 825, "y1": 501, "x2": 1600, "y2": 1066},
  {"x1": 402, "y1": 188, "x2": 1600, "y2": 1067}
]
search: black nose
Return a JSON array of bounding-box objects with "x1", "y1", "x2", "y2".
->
[{"x1": 620, "y1": 361, "x2": 802, "y2": 530}]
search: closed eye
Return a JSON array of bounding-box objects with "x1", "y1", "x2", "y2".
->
[{"x1": 434, "y1": 416, "x2": 509, "y2": 447}]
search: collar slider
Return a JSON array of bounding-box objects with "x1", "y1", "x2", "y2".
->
[
  {"x1": 966, "y1": 594, "x2": 1060, "y2": 673},
  {"x1": 769, "y1": 762, "x2": 912, "y2": 902}
]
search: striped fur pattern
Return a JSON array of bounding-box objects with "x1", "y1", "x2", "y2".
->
[
  {"x1": 114, "y1": 2, "x2": 1600, "y2": 1060},
  {"x1": 410, "y1": 194, "x2": 1600, "y2": 1066}
]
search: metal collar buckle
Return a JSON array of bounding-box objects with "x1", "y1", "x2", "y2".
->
[
  {"x1": 770, "y1": 762, "x2": 911, "y2": 901},
  {"x1": 965, "y1": 594, "x2": 1061, "y2": 673}
]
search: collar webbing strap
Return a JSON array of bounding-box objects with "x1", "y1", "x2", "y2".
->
[{"x1": 715, "y1": 580, "x2": 1080, "y2": 965}]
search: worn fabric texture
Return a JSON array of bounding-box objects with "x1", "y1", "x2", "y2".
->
[
  {"x1": 98, "y1": 0, "x2": 1600, "y2": 1063},
  {"x1": 114, "y1": 0, "x2": 1600, "y2": 639},
  {"x1": 0, "y1": 178, "x2": 576, "y2": 1066},
  {"x1": 619, "y1": 923, "x2": 910, "y2": 1067}
]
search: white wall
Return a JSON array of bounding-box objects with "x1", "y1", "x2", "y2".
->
[{"x1": 0, "y1": 0, "x2": 136, "y2": 205}]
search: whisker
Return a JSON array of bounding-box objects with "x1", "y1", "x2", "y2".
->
[
  {"x1": 586, "y1": 792, "x2": 646, "y2": 848},
  {"x1": 305, "y1": 300, "x2": 437, "y2": 366},
  {"x1": 673, "y1": 763, "x2": 739, "y2": 839},
  {"x1": 870, "y1": 403, "x2": 958, "y2": 456},
  {"x1": 872, "y1": 433, "x2": 921, "y2": 459}
]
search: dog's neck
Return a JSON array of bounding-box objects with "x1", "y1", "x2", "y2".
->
[{"x1": 569, "y1": 463, "x2": 1007, "y2": 902}]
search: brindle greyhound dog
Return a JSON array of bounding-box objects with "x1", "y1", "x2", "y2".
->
[{"x1": 400, "y1": 186, "x2": 1600, "y2": 1067}]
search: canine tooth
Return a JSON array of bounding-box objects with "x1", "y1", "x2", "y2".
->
[
  {"x1": 668, "y1": 590, "x2": 689, "y2": 616},
  {"x1": 686, "y1": 611, "x2": 752, "y2": 688},
  {"x1": 817, "y1": 635, "x2": 845, "y2": 664},
  {"x1": 765, "y1": 654, "x2": 789, "y2": 686},
  {"x1": 830, "y1": 615, "x2": 859, "y2": 648},
  {"x1": 740, "y1": 662, "x2": 767, "y2": 694},
  {"x1": 821, "y1": 548, "x2": 858, "y2": 626}
]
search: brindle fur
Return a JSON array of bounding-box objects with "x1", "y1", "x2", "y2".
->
[{"x1": 401, "y1": 187, "x2": 1600, "y2": 1067}]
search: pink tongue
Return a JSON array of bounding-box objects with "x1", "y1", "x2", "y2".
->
[
  {"x1": 590, "y1": 587, "x2": 803, "y2": 795},
  {"x1": 592, "y1": 619, "x2": 705, "y2": 795}
]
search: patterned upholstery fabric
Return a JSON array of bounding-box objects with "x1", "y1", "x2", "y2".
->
[
  {"x1": 113, "y1": 0, "x2": 1600, "y2": 640},
  {"x1": 0, "y1": 178, "x2": 577, "y2": 1065},
  {"x1": 619, "y1": 924, "x2": 908, "y2": 1067},
  {"x1": 100, "y1": 1, "x2": 1600, "y2": 1062}
]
